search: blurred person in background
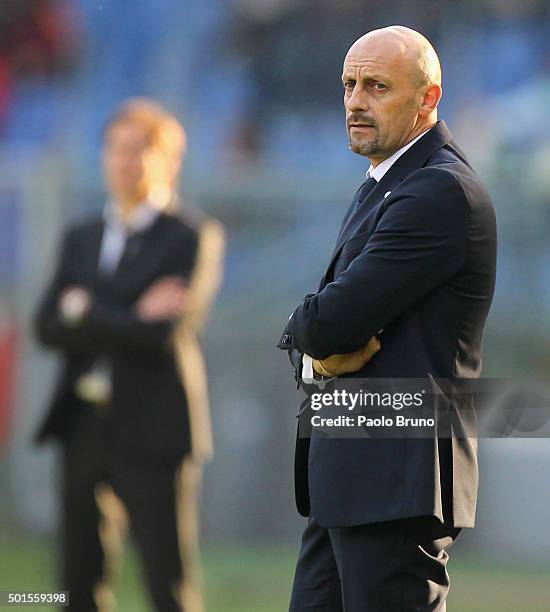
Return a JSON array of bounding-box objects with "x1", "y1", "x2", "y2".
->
[
  {"x1": 278, "y1": 26, "x2": 496, "y2": 611},
  {"x1": 33, "y1": 99, "x2": 224, "y2": 612}
]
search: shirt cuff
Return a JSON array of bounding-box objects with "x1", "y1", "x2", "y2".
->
[{"x1": 301, "y1": 353, "x2": 314, "y2": 381}]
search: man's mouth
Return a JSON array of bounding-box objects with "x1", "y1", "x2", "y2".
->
[{"x1": 349, "y1": 124, "x2": 375, "y2": 130}]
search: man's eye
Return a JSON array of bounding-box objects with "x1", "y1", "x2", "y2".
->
[
  {"x1": 375, "y1": 83, "x2": 387, "y2": 90},
  {"x1": 343, "y1": 81, "x2": 355, "y2": 90}
]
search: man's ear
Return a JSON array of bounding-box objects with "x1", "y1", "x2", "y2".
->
[{"x1": 419, "y1": 83, "x2": 442, "y2": 116}]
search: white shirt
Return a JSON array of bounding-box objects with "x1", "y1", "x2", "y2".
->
[
  {"x1": 302, "y1": 127, "x2": 432, "y2": 381},
  {"x1": 99, "y1": 200, "x2": 160, "y2": 275}
]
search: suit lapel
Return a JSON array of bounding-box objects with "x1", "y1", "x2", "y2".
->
[
  {"x1": 320, "y1": 121, "x2": 454, "y2": 288},
  {"x1": 81, "y1": 220, "x2": 105, "y2": 286},
  {"x1": 319, "y1": 177, "x2": 391, "y2": 289},
  {"x1": 109, "y1": 213, "x2": 168, "y2": 291},
  {"x1": 331, "y1": 178, "x2": 387, "y2": 256}
]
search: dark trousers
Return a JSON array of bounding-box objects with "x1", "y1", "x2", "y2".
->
[
  {"x1": 60, "y1": 405, "x2": 186, "y2": 612},
  {"x1": 289, "y1": 515, "x2": 461, "y2": 612}
]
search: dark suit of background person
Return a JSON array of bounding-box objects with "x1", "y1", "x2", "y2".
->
[
  {"x1": 34, "y1": 200, "x2": 224, "y2": 612},
  {"x1": 278, "y1": 119, "x2": 497, "y2": 610}
]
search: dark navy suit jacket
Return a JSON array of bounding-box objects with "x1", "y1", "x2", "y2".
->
[
  {"x1": 278, "y1": 121, "x2": 497, "y2": 528},
  {"x1": 34, "y1": 211, "x2": 199, "y2": 460}
]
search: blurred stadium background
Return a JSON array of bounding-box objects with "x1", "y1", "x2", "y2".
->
[{"x1": 0, "y1": 0, "x2": 549, "y2": 610}]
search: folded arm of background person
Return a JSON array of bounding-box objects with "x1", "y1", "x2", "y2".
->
[
  {"x1": 34, "y1": 225, "x2": 201, "y2": 358},
  {"x1": 286, "y1": 168, "x2": 469, "y2": 360},
  {"x1": 86, "y1": 216, "x2": 227, "y2": 354}
]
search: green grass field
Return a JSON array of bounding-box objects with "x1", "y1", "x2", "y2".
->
[{"x1": 1, "y1": 531, "x2": 549, "y2": 611}]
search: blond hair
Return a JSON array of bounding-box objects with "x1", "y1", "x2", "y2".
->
[
  {"x1": 105, "y1": 98, "x2": 186, "y2": 159},
  {"x1": 105, "y1": 98, "x2": 187, "y2": 210}
]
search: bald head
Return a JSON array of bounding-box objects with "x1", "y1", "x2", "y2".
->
[
  {"x1": 342, "y1": 26, "x2": 443, "y2": 164},
  {"x1": 347, "y1": 26, "x2": 441, "y2": 89}
]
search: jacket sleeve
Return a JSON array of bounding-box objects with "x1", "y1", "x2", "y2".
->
[
  {"x1": 81, "y1": 303, "x2": 178, "y2": 355},
  {"x1": 34, "y1": 228, "x2": 101, "y2": 353},
  {"x1": 285, "y1": 168, "x2": 469, "y2": 359},
  {"x1": 35, "y1": 225, "x2": 200, "y2": 358},
  {"x1": 85, "y1": 220, "x2": 225, "y2": 355},
  {"x1": 81, "y1": 228, "x2": 201, "y2": 357}
]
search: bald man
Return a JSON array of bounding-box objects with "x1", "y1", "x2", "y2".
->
[{"x1": 277, "y1": 26, "x2": 496, "y2": 611}]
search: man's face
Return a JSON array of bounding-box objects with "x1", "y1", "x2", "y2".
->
[
  {"x1": 102, "y1": 121, "x2": 155, "y2": 201},
  {"x1": 342, "y1": 40, "x2": 424, "y2": 163}
]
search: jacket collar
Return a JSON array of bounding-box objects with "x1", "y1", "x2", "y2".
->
[
  {"x1": 368, "y1": 127, "x2": 431, "y2": 182},
  {"x1": 366, "y1": 120, "x2": 454, "y2": 195}
]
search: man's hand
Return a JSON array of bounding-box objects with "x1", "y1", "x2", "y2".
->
[
  {"x1": 58, "y1": 286, "x2": 92, "y2": 325},
  {"x1": 136, "y1": 276, "x2": 188, "y2": 321},
  {"x1": 312, "y1": 336, "x2": 381, "y2": 376}
]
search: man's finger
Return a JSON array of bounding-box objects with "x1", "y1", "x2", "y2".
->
[{"x1": 363, "y1": 336, "x2": 381, "y2": 359}]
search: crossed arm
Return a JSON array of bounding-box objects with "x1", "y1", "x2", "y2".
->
[
  {"x1": 34, "y1": 228, "x2": 200, "y2": 357},
  {"x1": 282, "y1": 169, "x2": 469, "y2": 373}
]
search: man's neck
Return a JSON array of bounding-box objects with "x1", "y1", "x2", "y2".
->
[
  {"x1": 115, "y1": 195, "x2": 148, "y2": 225},
  {"x1": 367, "y1": 122, "x2": 436, "y2": 182}
]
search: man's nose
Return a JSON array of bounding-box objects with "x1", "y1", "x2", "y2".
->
[{"x1": 346, "y1": 86, "x2": 368, "y2": 112}]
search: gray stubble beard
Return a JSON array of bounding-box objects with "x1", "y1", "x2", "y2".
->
[{"x1": 348, "y1": 135, "x2": 380, "y2": 157}]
